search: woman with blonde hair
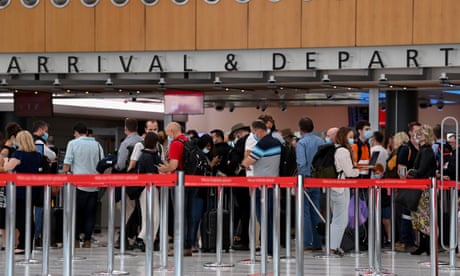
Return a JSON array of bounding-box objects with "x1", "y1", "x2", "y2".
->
[
  {"x1": 407, "y1": 124, "x2": 437, "y2": 255},
  {"x1": 4, "y1": 130, "x2": 45, "y2": 254}
]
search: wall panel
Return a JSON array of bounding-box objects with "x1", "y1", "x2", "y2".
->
[
  {"x1": 45, "y1": 0, "x2": 95, "y2": 52},
  {"x1": 145, "y1": 0, "x2": 196, "y2": 51},
  {"x1": 95, "y1": 0, "x2": 145, "y2": 51},
  {"x1": 356, "y1": 0, "x2": 413, "y2": 46},
  {"x1": 0, "y1": 1, "x2": 45, "y2": 52},
  {"x1": 196, "y1": 0, "x2": 247, "y2": 50},
  {"x1": 248, "y1": 0, "x2": 301, "y2": 49},
  {"x1": 302, "y1": 0, "x2": 356, "y2": 47},
  {"x1": 414, "y1": 0, "x2": 460, "y2": 44}
]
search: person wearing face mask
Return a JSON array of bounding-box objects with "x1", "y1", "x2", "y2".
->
[
  {"x1": 210, "y1": 129, "x2": 232, "y2": 176},
  {"x1": 406, "y1": 124, "x2": 437, "y2": 256},
  {"x1": 0, "y1": 121, "x2": 22, "y2": 250},
  {"x1": 31, "y1": 120, "x2": 57, "y2": 249},
  {"x1": 351, "y1": 120, "x2": 372, "y2": 177},
  {"x1": 331, "y1": 127, "x2": 360, "y2": 256}
]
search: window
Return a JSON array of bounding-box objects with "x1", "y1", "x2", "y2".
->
[
  {"x1": 111, "y1": 0, "x2": 128, "y2": 7},
  {"x1": 21, "y1": 0, "x2": 40, "y2": 8},
  {"x1": 0, "y1": 0, "x2": 11, "y2": 9},
  {"x1": 81, "y1": 0, "x2": 99, "y2": 7},
  {"x1": 51, "y1": 0, "x2": 69, "y2": 8}
]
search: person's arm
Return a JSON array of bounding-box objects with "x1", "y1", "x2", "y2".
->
[
  {"x1": 44, "y1": 144, "x2": 57, "y2": 161},
  {"x1": 127, "y1": 142, "x2": 142, "y2": 172},
  {"x1": 62, "y1": 163, "x2": 71, "y2": 174},
  {"x1": 241, "y1": 155, "x2": 256, "y2": 169},
  {"x1": 4, "y1": 157, "x2": 20, "y2": 172},
  {"x1": 335, "y1": 148, "x2": 359, "y2": 178},
  {"x1": 158, "y1": 159, "x2": 178, "y2": 173},
  {"x1": 114, "y1": 141, "x2": 129, "y2": 171},
  {"x1": 295, "y1": 141, "x2": 307, "y2": 176}
]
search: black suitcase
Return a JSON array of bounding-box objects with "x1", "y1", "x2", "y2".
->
[
  {"x1": 50, "y1": 207, "x2": 63, "y2": 247},
  {"x1": 201, "y1": 208, "x2": 231, "y2": 253}
]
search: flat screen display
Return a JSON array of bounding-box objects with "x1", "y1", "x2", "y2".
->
[
  {"x1": 164, "y1": 90, "x2": 204, "y2": 115},
  {"x1": 14, "y1": 92, "x2": 53, "y2": 117}
]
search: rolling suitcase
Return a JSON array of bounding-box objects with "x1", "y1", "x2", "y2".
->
[{"x1": 201, "y1": 208, "x2": 231, "y2": 253}]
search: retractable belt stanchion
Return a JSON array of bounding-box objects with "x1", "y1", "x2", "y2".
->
[
  {"x1": 239, "y1": 187, "x2": 259, "y2": 265},
  {"x1": 145, "y1": 182, "x2": 154, "y2": 276},
  {"x1": 350, "y1": 187, "x2": 365, "y2": 257},
  {"x1": 357, "y1": 186, "x2": 374, "y2": 273},
  {"x1": 281, "y1": 187, "x2": 295, "y2": 262},
  {"x1": 174, "y1": 171, "x2": 185, "y2": 276},
  {"x1": 94, "y1": 184, "x2": 129, "y2": 276},
  {"x1": 154, "y1": 186, "x2": 173, "y2": 272},
  {"x1": 372, "y1": 185, "x2": 396, "y2": 276},
  {"x1": 5, "y1": 181, "x2": 16, "y2": 276},
  {"x1": 260, "y1": 185, "x2": 269, "y2": 275},
  {"x1": 383, "y1": 189, "x2": 396, "y2": 255},
  {"x1": 315, "y1": 188, "x2": 338, "y2": 259},
  {"x1": 229, "y1": 187, "x2": 234, "y2": 250},
  {"x1": 116, "y1": 186, "x2": 136, "y2": 258},
  {"x1": 296, "y1": 175, "x2": 304, "y2": 276},
  {"x1": 42, "y1": 184, "x2": 52, "y2": 276},
  {"x1": 67, "y1": 185, "x2": 85, "y2": 262},
  {"x1": 16, "y1": 185, "x2": 40, "y2": 265},
  {"x1": 204, "y1": 185, "x2": 234, "y2": 268},
  {"x1": 63, "y1": 183, "x2": 73, "y2": 276},
  {"x1": 273, "y1": 184, "x2": 281, "y2": 276},
  {"x1": 430, "y1": 178, "x2": 439, "y2": 276}
]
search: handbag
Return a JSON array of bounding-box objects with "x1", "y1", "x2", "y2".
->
[
  {"x1": 348, "y1": 194, "x2": 369, "y2": 228},
  {"x1": 395, "y1": 188, "x2": 422, "y2": 211}
]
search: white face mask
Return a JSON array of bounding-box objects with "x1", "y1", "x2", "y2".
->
[
  {"x1": 202, "y1": 148, "x2": 210, "y2": 154},
  {"x1": 325, "y1": 137, "x2": 332, "y2": 144}
]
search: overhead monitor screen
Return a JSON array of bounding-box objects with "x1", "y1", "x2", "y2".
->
[
  {"x1": 164, "y1": 90, "x2": 204, "y2": 115},
  {"x1": 14, "y1": 92, "x2": 53, "y2": 117}
]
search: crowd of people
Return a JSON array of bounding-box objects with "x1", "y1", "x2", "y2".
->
[{"x1": 0, "y1": 115, "x2": 458, "y2": 261}]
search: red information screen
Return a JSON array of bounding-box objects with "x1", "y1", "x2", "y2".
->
[{"x1": 164, "y1": 90, "x2": 204, "y2": 115}]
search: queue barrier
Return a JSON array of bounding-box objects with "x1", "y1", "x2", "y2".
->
[{"x1": 0, "y1": 173, "x2": 445, "y2": 276}]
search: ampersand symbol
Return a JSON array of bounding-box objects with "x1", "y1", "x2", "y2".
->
[{"x1": 225, "y1": 54, "x2": 238, "y2": 71}]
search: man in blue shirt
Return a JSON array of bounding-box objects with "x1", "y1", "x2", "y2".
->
[{"x1": 296, "y1": 117, "x2": 324, "y2": 251}]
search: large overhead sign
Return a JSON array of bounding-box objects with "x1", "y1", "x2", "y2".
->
[{"x1": 0, "y1": 44, "x2": 458, "y2": 74}]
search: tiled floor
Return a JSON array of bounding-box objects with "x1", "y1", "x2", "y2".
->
[{"x1": 1, "y1": 231, "x2": 457, "y2": 276}]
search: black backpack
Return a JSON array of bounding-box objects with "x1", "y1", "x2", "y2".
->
[
  {"x1": 311, "y1": 143, "x2": 342, "y2": 178},
  {"x1": 279, "y1": 142, "x2": 297, "y2": 176},
  {"x1": 178, "y1": 138, "x2": 211, "y2": 176}
]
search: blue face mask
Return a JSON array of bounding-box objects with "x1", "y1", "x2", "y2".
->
[
  {"x1": 253, "y1": 133, "x2": 259, "y2": 142},
  {"x1": 364, "y1": 130, "x2": 372, "y2": 140},
  {"x1": 369, "y1": 138, "x2": 373, "y2": 147},
  {"x1": 41, "y1": 132, "x2": 49, "y2": 141},
  {"x1": 202, "y1": 148, "x2": 210, "y2": 154},
  {"x1": 167, "y1": 136, "x2": 173, "y2": 144},
  {"x1": 325, "y1": 137, "x2": 332, "y2": 144},
  {"x1": 348, "y1": 138, "x2": 355, "y2": 145},
  {"x1": 13, "y1": 141, "x2": 19, "y2": 149}
]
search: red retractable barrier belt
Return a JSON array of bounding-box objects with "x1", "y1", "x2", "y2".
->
[
  {"x1": 305, "y1": 178, "x2": 431, "y2": 189},
  {"x1": 184, "y1": 175, "x2": 297, "y2": 188}
]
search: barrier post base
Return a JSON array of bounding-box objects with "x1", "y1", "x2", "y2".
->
[
  {"x1": 248, "y1": 273, "x2": 274, "y2": 276},
  {"x1": 16, "y1": 258, "x2": 41, "y2": 265},
  {"x1": 57, "y1": 256, "x2": 87, "y2": 261},
  {"x1": 115, "y1": 252, "x2": 137, "y2": 259},
  {"x1": 239, "y1": 259, "x2": 260, "y2": 265},
  {"x1": 349, "y1": 251, "x2": 367, "y2": 257},
  {"x1": 314, "y1": 252, "x2": 342, "y2": 259},
  {"x1": 359, "y1": 270, "x2": 396, "y2": 276},
  {"x1": 93, "y1": 270, "x2": 129, "y2": 275},
  {"x1": 203, "y1": 262, "x2": 235, "y2": 268},
  {"x1": 440, "y1": 266, "x2": 460, "y2": 271},
  {"x1": 417, "y1": 260, "x2": 449, "y2": 266},
  {"x1": 153, "y1": 265, "x2": 175, "y2": 272},
  {"x1": 279, "y1": 256, "x2": 296, "y2": 263}
]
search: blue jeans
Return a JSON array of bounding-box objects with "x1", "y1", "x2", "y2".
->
[
  {"x1": 184, "y1": 188, "x2": 200, "y2": 250},
  {"x1": 304, "y1": 187, "x2": 322, "y2": 249},
  {"x1": 399, "y1": 208, "x2": 415, "y2": 246},
  {"x1": 34, "y1": 207, "x2": 43, "y2": 238},
  {"x1": 76, "y1": 189, "x2": 98, "y2": 241},
  {"x1": 256, "y1": 188, "x2": 273, "y2": 255}
]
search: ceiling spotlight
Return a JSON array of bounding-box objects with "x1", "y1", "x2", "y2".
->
[
  {"x1": 268, "y1": 75, "x2": 276, "y2": 84},
  {"x1": 105, "y1": 78, "x2": 113, "y2": 86},
  {"x1": 158, "y1": 77, "x2": 166, "y2": 86},
  {"x1": 280, "y1": 102, "x2": 287, "y2": 112},
  {"x1": 378, "y1": 74, "x2": 387, "y2": 82},
  {"x1": 260, "y1": 103, "x2": 267, "y2": 112},
  {"x1": 213, "y1": 76, "x2": 222, "y2": 85},
  {"x1": 1, "y1": 79, "x2": 8, "y2": 86},
  {"x1": 439, "y1": 72, "x2": 448, "y2": 82},
  {"x1": 215, "y1": 102, "x2": 225, "y2": 111},
  {"x1": 326, "y1": 93, "x2": 333, "y2": 100},
  {"x1": 228, "y1": 103, "x2": 235, "y2": 112},
  {"x1": 53, "y1": 78, "x2": 61, "y2": 86},
  {"x1": 321, "y1": 74, "x2": 331, "y2": 83},
  {"x1": 418, "y1": 98, "x2": 432, "y2": 109}
]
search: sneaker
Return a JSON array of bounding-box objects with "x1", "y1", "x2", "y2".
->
[
  {"x1": 133, "y1": 238, "x2": 145, "y2": 252},
  {"x1": 330, "y1": 248, "x2": 345, "y2": 257},
  {"x1": 82, "y1": 241, "x2": 91, "y2": 248}
]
